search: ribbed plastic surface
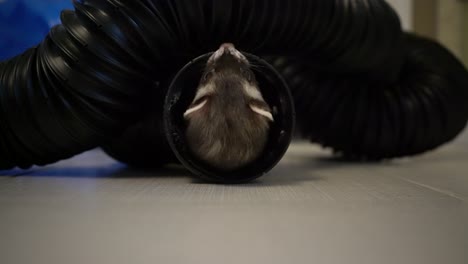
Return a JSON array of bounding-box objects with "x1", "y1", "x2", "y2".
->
[{"x1": 269, "y1": 33, "x2": 468, "y2": 159}]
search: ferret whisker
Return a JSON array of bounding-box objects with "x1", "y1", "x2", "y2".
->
[{"x1": 248, "y1": 62, "x2": 269, "y2": 71}]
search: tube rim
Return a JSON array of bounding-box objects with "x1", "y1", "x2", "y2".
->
[{"x1": 164, "y1": 52, "x2": 295, "y2": 183}]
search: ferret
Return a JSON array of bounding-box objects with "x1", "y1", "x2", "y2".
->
[{"x1": 183, "y1": 43, "x2": 274, "y2": 171}]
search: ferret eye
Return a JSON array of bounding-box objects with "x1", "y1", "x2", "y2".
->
[
  {"x1": 202, "y1": 70, "x2": 214, "y2": 82},
  {"x1": 242, "y1": 68, "x2": 255, "y2": 83}
]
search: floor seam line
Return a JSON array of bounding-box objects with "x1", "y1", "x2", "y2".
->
[{"x1": 394, "y1": 176, "x2": 467, "y2": 202}]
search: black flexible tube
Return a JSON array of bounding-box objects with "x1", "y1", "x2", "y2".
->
[
  {"x1": 1, "y1": 0, "x2": 467, "y2": 181},
  {"x1": 269, "y1": 33, "x2": 468, "y2": 159}
]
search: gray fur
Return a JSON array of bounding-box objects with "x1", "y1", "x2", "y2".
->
[{"x1": 184, "y1": 44, "x2": 272, "y2": 170}]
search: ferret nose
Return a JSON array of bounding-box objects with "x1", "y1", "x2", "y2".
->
[
  {"x1": 218, "y1": 43, "x2": 237, "y2": 56},
  {"x1": 220, "y1": 43, "x2": 235, "y2": 51},
  {"x1": 209, "y1": 43, "x2": 247, "y2": 64}
]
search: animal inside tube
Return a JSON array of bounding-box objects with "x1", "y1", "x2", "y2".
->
[{"x1": 164, "y1": 45, "x2": 295, "y2": 183}]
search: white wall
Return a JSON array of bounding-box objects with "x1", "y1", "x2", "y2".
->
[
  {"x1": 437, "y1": 0, "x2": 465, "y2": 60},
  {"x1": 386, "y1": 0, "x2": 413, "y2": 30}
]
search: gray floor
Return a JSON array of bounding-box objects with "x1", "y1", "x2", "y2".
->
[{"x1": 1, "y1": 132, "x2": 468, "y2": 264}]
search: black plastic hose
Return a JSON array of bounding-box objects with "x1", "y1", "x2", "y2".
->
[
  {"x1": 268, "y1": 33, "x2": 468, "y2": 160},
  {"x1": 1, "y1": 0, "x2": 467, "y2": 182}
]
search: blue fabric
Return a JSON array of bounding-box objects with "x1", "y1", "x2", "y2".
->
[{"x1": 0, "y1": 0, "x2": 73, "y2": 60}]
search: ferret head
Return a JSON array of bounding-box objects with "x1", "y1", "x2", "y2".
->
[{"x1": 183, "y1": 43, "x2": 274, "y2": 171}]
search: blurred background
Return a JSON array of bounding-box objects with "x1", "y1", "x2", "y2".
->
[
  {"x1": 1, "y1": 0, "x2": 467, "y2": 64},
  {"x1": 0, "y1": 0, "x2": 73, "y2": 60},
  {"x1": 401, "y1": 0, "x2": 468, "y2": 66}
]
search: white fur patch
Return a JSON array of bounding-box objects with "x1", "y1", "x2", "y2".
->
[
  {"x1": 184, "y1": 99, "x2": 208, "y2": 119},
  {"x1": 196, "y1": 83, "x2": 215, "y2": 98},
  {"x1": 250, "y1": 104, "x2": 274, "y2": 121},
  {"x1": 244, "y1": 82, "x2": 265, "y2": 101}
]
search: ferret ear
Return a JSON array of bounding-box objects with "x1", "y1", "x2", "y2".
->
[
  {"x1": 184, "y1": 98, "x2": 209, "y2": 119},
  {"x1": 249, "y1": 102, "x2": 274, "y2": 122}
]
